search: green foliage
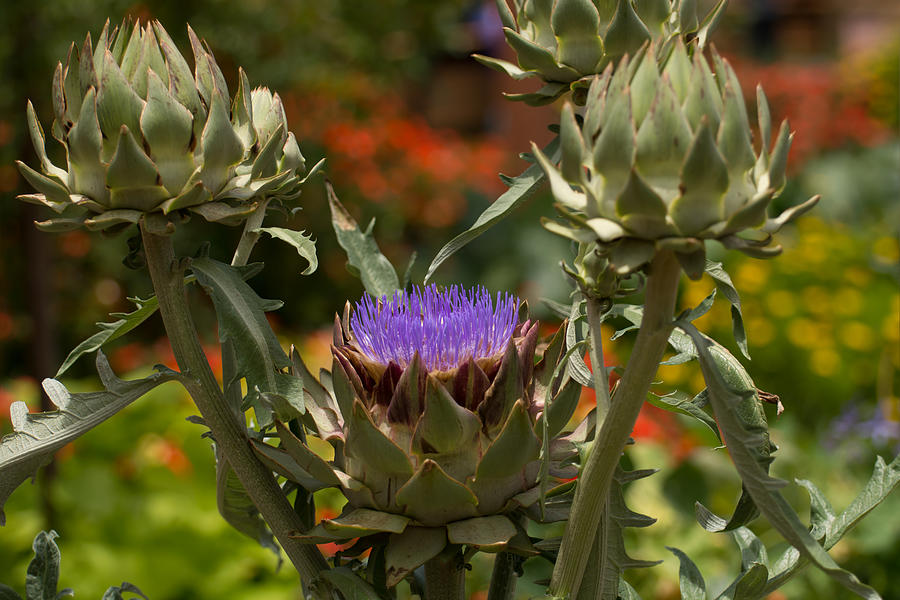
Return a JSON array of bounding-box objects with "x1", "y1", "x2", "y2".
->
[
  {"x1": 0, "y1": 531, "x2": 145, "y2": 600},
  {"x1": 425, "y1": 136, "x2": 560, "y2": 283},
  {"x1": 0, "y1": 354, "x2": 178, "y2": 525},
  {"x1": 327, "y1": 183, "x2": 400, "y2": 297}
]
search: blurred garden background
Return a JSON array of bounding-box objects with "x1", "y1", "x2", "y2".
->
[{"x1": 0, "y1": 1, "x2": 898, "y2": 598}]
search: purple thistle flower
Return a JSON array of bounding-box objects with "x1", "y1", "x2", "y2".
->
[{"x1": 349, "y1": 284, "x2": 520, "y2": 371}]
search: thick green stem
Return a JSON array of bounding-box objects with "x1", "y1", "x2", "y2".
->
[
  {"x1": 424, "y1": 551, "x2": 465, "y2": 600},
  {"x1": 549, "y1": 251, "x2": 681, "y2": 597},
  {"x1": 488, "y1": 552, "x2": 519, "y2": 600},
  {"x1": 140, "y1": 224, "x2": 329, "y2": 590},
  {"x1": 585, "y1": 296, "x2": 611, "y2": 425}
]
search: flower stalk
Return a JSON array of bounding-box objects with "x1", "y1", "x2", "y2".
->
[
  {"x1": 488, "y1": 552, "x2": 519, "y2": 600},
  {"x1": 424, "y1": 551, "x2": 466, "y2": 600},
  {"x1": 139, "y1": 223, "x2": 329, "y2": 589},
  {"x1": 550, "y1": 250, "x2": 682, "y2": 596}
]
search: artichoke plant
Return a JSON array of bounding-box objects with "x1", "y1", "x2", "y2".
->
[
  {"x1": 253, "y1": 285, "x2": 581, "y2": 586},
  {"x1": 478, "y1": 0, "x2": 727, "y2": 105},
  {"x1": 16, "y1": 20, "x2": 315, "y2": 234},
  {"x1": 534, "y1": 41, "x2": 820, "y2": 278}
]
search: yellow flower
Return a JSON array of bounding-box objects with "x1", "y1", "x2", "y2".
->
[
  {"x1": 765, "y1": 290, "x2": 796, "y2": 319},
  {"x1": 735, "y1": 262, "x2": 768, "y2": 295},
  {"x1": 746, "y1": 317, "x2": 775, "y2": 347},
  {"x1": 873, "y1": 235, "x2": 900, "y2": 265},
  {"x1": 787, "y1": 319, "x2": 819, "y2": 349},
  {"x1": 810, "y1": 348, "x2": 840, "y2": 377},
  {"x1": 844, "y1": 267, "x2": 872, "y2": 287},
  {"x1": 802, "y1": 286, "x2": 833, "y2": 318},
  {"x1": 834, "y1": 288, "x2": 863, "y2": 317},
  {"x1": 839, "y1": 322, "x2": 874, "y2": 352}
]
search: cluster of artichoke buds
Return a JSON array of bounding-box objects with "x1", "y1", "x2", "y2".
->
[
  {"x1": 478, "y1": 0, "x2": 727, "y2": 105},
  {"x1": 534, "y1": 41, "x2": 820, "y2": 278},
  {"x1": 16, "y1": 20, "x2": 318, "y2": 234},
  {"x1": 251, "y1": 285, "x2": 582, "y2": 586}
]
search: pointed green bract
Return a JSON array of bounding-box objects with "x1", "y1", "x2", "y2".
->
[
  {"x1": 17, "y1": 19, "x2": 313, "y2": 232},
  {"x1": 537, "y1": 41, "x2": 816, "y2": 274},
  {"x1": 485, "y1": 0, "x2": 728, "y2": 105}
]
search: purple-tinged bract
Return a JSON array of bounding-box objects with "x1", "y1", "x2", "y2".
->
[{"x1": 350, "y1": 284, "x2": 519, "y2": 371}]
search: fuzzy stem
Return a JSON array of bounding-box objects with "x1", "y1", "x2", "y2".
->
[
  {"x1": 585, "y1": 296, "x2": 611, "y2": 424},
  {"x1": 140, "y1": 224, "x2": 329, "y2": 589},
  {"x1": 424, "y1": 552, "x2": 465, "y2": 600},
  {"x1": 549, "y1": 251, "x2": 681, "y2": 597},
  {"x1": 488, "y1": 552, "x2": 519, "y2": 600}
]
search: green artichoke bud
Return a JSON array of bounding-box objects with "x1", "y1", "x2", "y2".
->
[
  {"x1": 478, "y1": 0, "x2": 728, "y2": 105},
  {"x1": 535, "y1": 42, "x2": 820, "y2": 278},
  {"x1": 258, "y1": 285, "x2": 580, "y2": 584},
  {"x1": 16, "y1": 20, "x2": 315, "y2": 233}
]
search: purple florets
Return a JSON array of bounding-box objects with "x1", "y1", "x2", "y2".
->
[{"x1": 350, "y1": 284, "x2": 520, "y2": 371}]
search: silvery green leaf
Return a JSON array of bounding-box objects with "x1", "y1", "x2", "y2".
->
[
  {"x1": 190, "y1": 257, "x2": 302, "y2": 427},
  {"x1": 0, "y1": 354, "x2": 178, "y2": 525},
  {"x1": 425, "y1": 136, "x2": 560, "y2": 283},
  {"x1": 57, "y1": 293, "x2": 159, "y2": 377},
  {"x1": 254, "y1": 227, "x2": 317, "y2": 275},
  {"x1": 25, "y1": 531, "x2": 63, "y2": 600},
  {"x1": 99, "y1": 582, "x2": 147, "y2": 600},
  {"x1": 762, "y1": 453, "x2": 899, "y2": 595},
  {"x1": 705, "y1": 261, "x2": 750, "y2": 359},
  {"x1": 327, "y1": 182, "x2": 400, "y2": 298},
  {"x1": 646, "y1": 391, "x2": 722, "y2": 444},
  {"x1": 678, "y1": 321, "x2": 881, "y2": 600}
]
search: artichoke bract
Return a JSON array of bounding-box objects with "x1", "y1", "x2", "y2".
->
[
  {"x1": 16, "y1": 20, "x2": 315, "y2": 234},
  {"x1": 534, "y1": 42, "x2": 820, "y2": 278},
  {"x1": 478, "y1": 0, "x2": 727, "y2": 105},
  {"x1": 259, "y1": 285, "x2": 580, "y2": 585}
]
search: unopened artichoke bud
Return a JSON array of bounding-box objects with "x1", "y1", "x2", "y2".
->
[
  {"x1": 477, "y1": 0, "x2": 727, "y2": 105},
  {"x1": 535, "y1": 42, "x2": 820, "y2": 278},
  {"x1": 565, "y1": 242, "x2": 623, "y2": 299},
  {"x1": 16, "y1": 20, "x2": 315, "y2": 234},
  {"x1": 277, "y1": 285, "x2": 581, "y2": 581}
]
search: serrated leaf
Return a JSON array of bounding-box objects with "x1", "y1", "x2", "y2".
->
[
  {"x1": 327, "y1": 183, "x2": 399, "y2": 297},
  {"x1": 254, "y1": 227, "x2": 317, "y2": 275},
  {"x1": 677, "y1": 321, "x2": 881, "y2": 600},
  {"x1": 0, "y1": 354, "x2": 178, "y2": 525},
  {"x1": 56, "y1": 283, "x2": 199, "y2": 377},
  {"x1": 646, "y1": 391, "x2": 721, "y2": 445},
  {"x1": 26, "y1": 531, "x2": 62, "y2": 600},
  {"x1": 425, "y1": 136, "x2": 560, "y2": 283},
  {"x1": 100, "y1": 582, "x2": 147, "y2": 600},
  {"x1": 705, "y1": 261, "x2": 749, "y2": 359},
  {"x1": 762, "y1": 453, "x2": 899, "y2": 595},
  {"x1": 0, "y1": 584, "x2": 22, "y2": 600},
  {"x1": 190, "y1": 257, "x2": 302, "y2": 427}
]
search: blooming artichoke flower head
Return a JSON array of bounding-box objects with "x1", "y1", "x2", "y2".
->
[
  {"x1": 285, "y1": 285, "x2": 579, "y2": 579},
  {"x1": 334, "y1": 285, "x2": 540, "y2": 514},
  {"x1": 16, "y1": 19, "x2": 312, "y2": 234},
  {"x1": 478, "y1": 0, "x2": 727, "y2": 105},
  {"x1": 535, "y1": 41, "x2": 820, "y2": 278}
]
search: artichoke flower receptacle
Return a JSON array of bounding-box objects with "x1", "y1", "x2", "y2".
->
[
  {"x1": 17, "y1": 19, "x2": 314, "y2": 234},
  {"x1": 477, "y1": 0, "x2": 728, "y2": 105},
  {"x1": 535, "y1": 41, "x2": 820, "y2": 278},
  {"x1": 265, "y1": 285, "x2": 581, "y2": 585}
]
